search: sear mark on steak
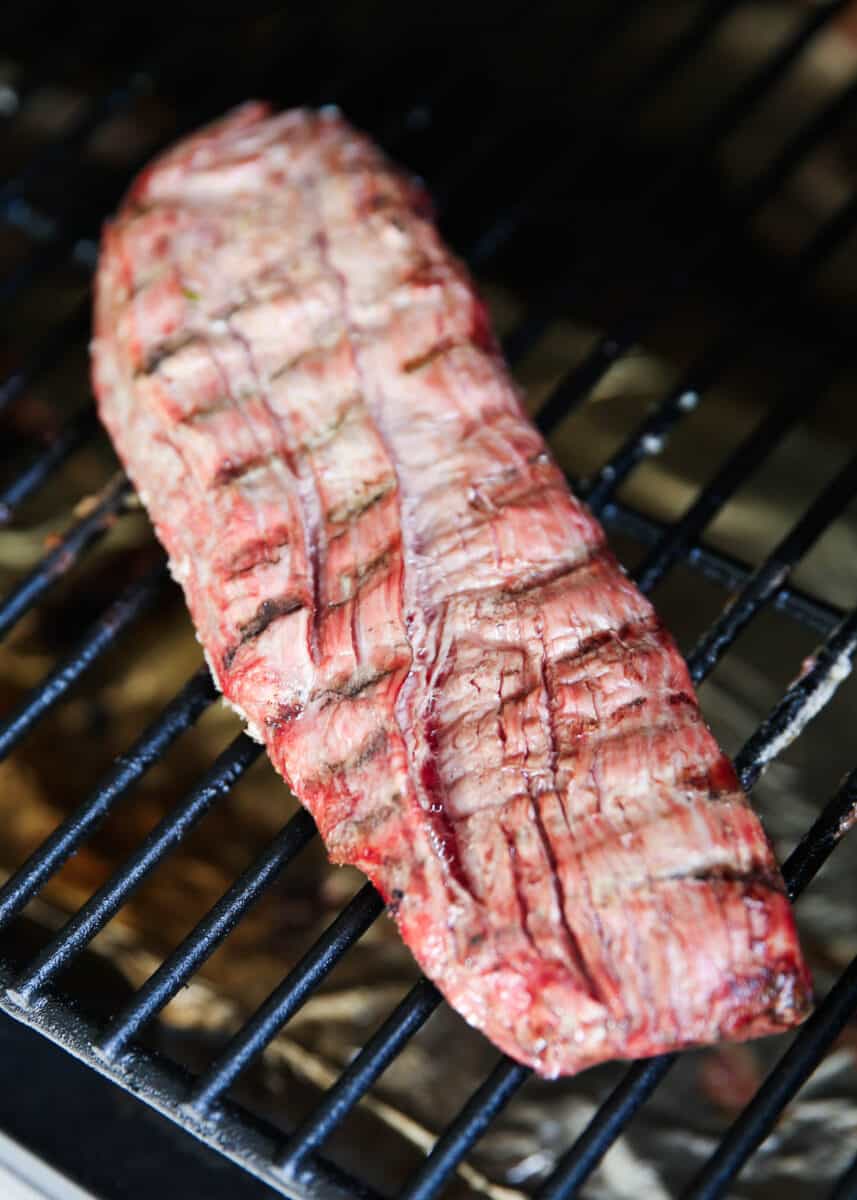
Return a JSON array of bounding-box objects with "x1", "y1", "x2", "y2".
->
[{"x1": 224, "y1": 595, "x2": 306, "y2": 667}]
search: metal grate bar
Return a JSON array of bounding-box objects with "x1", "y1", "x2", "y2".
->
[
  {"x1": 684, "y1": 952, "x2": 857, "y2": 1199},
  {"x1": 400, "y1": 1058, "x2": 530, "y2": 1200},
  {"x1": 581, "y1": 190, "x2": 857, "y2": 513},
  {"x1": 186, "y1": 882, "x2": 384, "y2": 1117},
  {"x1": 95, "y1": 808, "x2": 317, "y2": 1063},
  {"x1": 534, "y1": 72, "x2": 857, "y2": 432},
  {"x1": 0, "y1": 407, "x2": 100, "y2": 525},
  {"x1": 536, "y1": 1056, "x2": 669, "y2": 1200},
  {"x1": 0, "y1": 963, "x2": 377, "y2": 1200},
  {"x1": 0, "y1": 474, "x2": 131, "y2": 641},
  {"x1": 535, "y1": 766, "x2": 857, "y2": 1200},
  {"x1": 7, "y1": 733, "x2": 263, "y2": 1007},
  {"x1": 688, "y1": 450, "x2": 857, "y2": 686},
  {"x1": 0, "y1": 561, "x2": 167, "y2": 762},
  {"x1": 504, "y1": 0, "x2": 849, "y2": 369},
  {"x1": 632, "y1": 348, "x2": 851, "y2": 595},
  {"x1": 602, "y1": 498, "x2": 843, "y2": 636},
  {"x1": 0, "y1": 668, "x2": 215, "y2": 931},
  {"x1": 737, "y1": 603, "x2": 857, "y2": 794},
  {"x1": 468, "y1": 0, "x2": 743, "y2": 268},
  {"x1": 278, "y1": 977, "x2": 442, "y2": 1176}
]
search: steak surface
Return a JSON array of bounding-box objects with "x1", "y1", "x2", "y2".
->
[{"x1": 92, "y1": 103, "x2": 811, "y2": 1077}]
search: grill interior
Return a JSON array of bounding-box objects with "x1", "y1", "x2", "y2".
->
[{"x1": 2, "y1": 2, "x2": 857, "y2": 1198}]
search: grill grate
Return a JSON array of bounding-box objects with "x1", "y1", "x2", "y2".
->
[{"x1": 1, "y1": 3, "x2": 857, "y2": 1198}]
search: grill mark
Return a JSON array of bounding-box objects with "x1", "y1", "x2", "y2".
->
[
  {"x1": 296, "y1": 394, "x2": 362, "y2": 454},
  {"x1": 500, "y1": 545, "x2": 605, "y2": 600},
  {"x1": 327, "y1": 547, "x2": 392, "y2": 606},
  {"x1": 224, "y1": 535, "x2": 289, "y2": 579},
  {"x1": 268, "y1": 330, "x2": 347, "y2": 383},
  {"x1": 680, "y1": 865, "x2": 785, "y2": 892},
  {"x1": 177, "y1": 395, "x2": 239, "y2": 424},
  {"x1": 435, "y1": 546, "x2": 609, "y2": 609},
  {"x1": 315, "y1": 665, "x2": 395, "y2": 707},
  {"x1": 134, "y1": 332, "x2": 198, "y2": 377},
  {"x1": 401, "y1": 336, "x2": 470, "y2": 374},
  {"x1": 223, "y1": 595, "x2": 305, "y2": 668},
  {"x1": 467, "y1": 473, "x2": 566, "y2": 520},
  {"x1": 553, "y1": 614, "x2": 663, "y2": 673},
  {"x1": 212, "y1": 448, "x2": 279, "y2": 487},
  {"x1": 321, "y1": 726, "x2": 388, "y2": 779},
  {"x1": 610, "y1": 696, "x2": 648, "y2": 725},
  {"x1": 326, "y1": 476, "x2": 395, "y2": 526}
]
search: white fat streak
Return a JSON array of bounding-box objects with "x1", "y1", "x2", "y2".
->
[{"x1": 755, "y1": 647, "x2": 854, "y2": 771}]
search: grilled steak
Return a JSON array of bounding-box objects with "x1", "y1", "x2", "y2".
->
[{"x1": 92, "y1": 103, "x2": 811, "y2": 1077}]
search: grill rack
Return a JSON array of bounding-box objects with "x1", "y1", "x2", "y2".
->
[{"x1": 0, "y1": 3, "x2": 857, "y2": 1197}]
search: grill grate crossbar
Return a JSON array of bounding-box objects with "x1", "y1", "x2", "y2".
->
[
  {"x1": 400, "y1": 1059, "x2": 531, "y2": 1200},
  {"x1": 687, "y1": 450, "x2": 857, "y2": 686},
  {"x1": 0, "y1": 667, "x2": 215, "y2": 931},
  {"x1": 684, "y1": 950, "x2": 857, "y2": 1199},
  {"x1": 0, "y1": 561, "x2": 167, "y2": 762},
  {"x1": 0, "y1": 473, "x2": 131, "y2": 641},
  {"x1": 187, "y1": 883, "x2": 384, "y2": 1117},
  {"x1": 96, "y1": 809, "x2": 318, "y2": 1063},
  {"x1": 7, "y1": 733, "x2": 263, "y2": 1007},
  {"x1": 632, "y1": 347, "x2": 852, "y2": 595},
  {"x1": 0, "y1": 406, "x2": 100, "y2": 525},
  {"x1": 278, "y1": 977, "x2": 442, "y2": 1177}
]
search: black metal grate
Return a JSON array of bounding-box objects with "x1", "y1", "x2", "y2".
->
[{"x1": 1, "y1": 3, "x2": 857, "y2": 1198}]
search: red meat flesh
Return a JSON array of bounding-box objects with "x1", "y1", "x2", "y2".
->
[{"x1": 91, "y1": 103, "x2": 811, "y2": 1077}]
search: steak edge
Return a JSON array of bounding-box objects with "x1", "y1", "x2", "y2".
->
[{"x1": 91, "y1": 103, "x2": 811, "y2": 1077}]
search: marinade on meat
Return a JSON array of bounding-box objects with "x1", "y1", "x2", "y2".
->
[{"x1": 92, "y1": 103, "x2": 811, "y2": 1077}]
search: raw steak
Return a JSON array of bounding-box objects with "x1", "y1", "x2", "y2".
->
[{"x1": 91, "y1": 103, "x2": 811, "y2": 1077}]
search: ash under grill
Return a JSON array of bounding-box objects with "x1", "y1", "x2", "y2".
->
[{"x1": 2, "y1": 2, "x2": 857, "y2": 1198}]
